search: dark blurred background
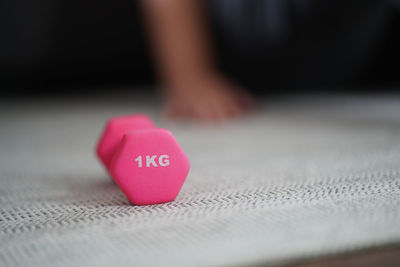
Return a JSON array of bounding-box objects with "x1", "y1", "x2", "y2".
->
[
  {"x1": 1, "y1": 0, "x2": 399, "y2": 95},
  {"x1": 1, "y1": 0, "x2": 154, "y2": 93}
]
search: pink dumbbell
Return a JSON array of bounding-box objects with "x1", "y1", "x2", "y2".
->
[
  {"x1": 96, "y1": 114, "x2": 190, "y2": 205},
  {"x1": 97, "y1": 114, "x2": 156, "y2": 172}
]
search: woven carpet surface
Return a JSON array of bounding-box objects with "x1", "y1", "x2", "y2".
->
[{"x1": 1, "y1": 93, "x2": 400, "y2": 266}]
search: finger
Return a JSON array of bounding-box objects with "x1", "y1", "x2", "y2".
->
[
  {"x1": 164, "y1": 100, "x2": 191, "y2": 120},
  {"x1": 210, "y1": 98, "x2": 234, "y2": 121},
  {"x1": 163, "y1": 103, "x2": 181, "y2": 119},
  {"x1": 192, "y1": 103, "x2": 213, "y2": 121},
  {"x1": 232, "y1": 87, "x2": 256, "y2": 111},
  {"x1": 225, "y1": 98, "x2": 243, "y2": 117}
]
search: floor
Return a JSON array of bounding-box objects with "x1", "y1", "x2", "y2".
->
[
  {"x1": 282, "y1": 246, "x2": 400, "y2": 267},
  {"x1": 1, "y1": 92, "x2": 400, "y2": 266}
]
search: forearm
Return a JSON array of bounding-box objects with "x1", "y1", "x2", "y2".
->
[{"x1": 141, "y1": 0, "x2": 215, "y2": 88}]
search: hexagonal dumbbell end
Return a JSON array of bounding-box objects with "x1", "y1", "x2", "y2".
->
[
  {"x1": 96, "y1": 114, "x2": 156, "y2": 171},
  {"x1": 110, "y1": 129, "x2": 190, "y2": 205}
]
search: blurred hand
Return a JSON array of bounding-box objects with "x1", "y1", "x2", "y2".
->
[
  {"x1": 164, "y1": 74, "x2": 255, "y2": 122},
  {"x1": 143, "y1": 0, "x2": 253, "y2": 122}
]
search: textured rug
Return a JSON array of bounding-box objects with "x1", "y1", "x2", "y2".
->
[{"x1": 1, "y1": 93, "x2": 400, "y2": 266}]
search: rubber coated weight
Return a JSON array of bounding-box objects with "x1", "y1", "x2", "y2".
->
[
  {"x1": 96, "y1": 114, "x2": 156, "y2": 171},
  {"x1": 110, "y1": 129, "x2": 190, "y2": 205}
]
